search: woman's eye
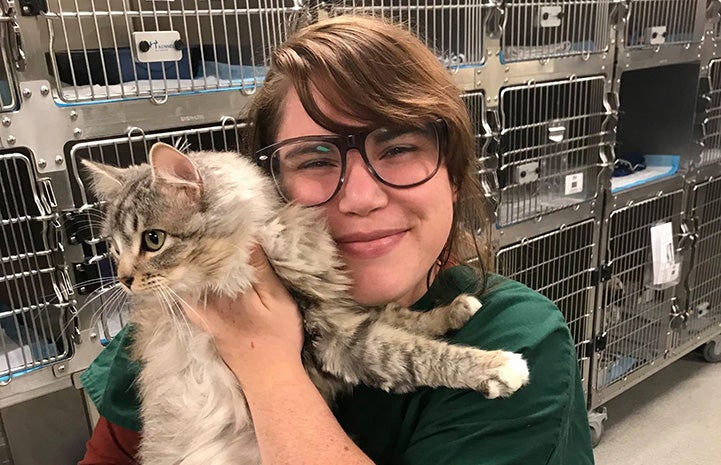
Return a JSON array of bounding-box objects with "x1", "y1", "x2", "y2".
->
[
  {"x1": 382, "y1": 146, "x2": 414, "y2": 158},
  {"x1": 141, "y1": 230, "x2": 166, "y2": 252}
]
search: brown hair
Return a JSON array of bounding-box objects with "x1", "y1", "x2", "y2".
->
[{"x1": 248, "y1": 15, "x2": 495, "y2": 294}]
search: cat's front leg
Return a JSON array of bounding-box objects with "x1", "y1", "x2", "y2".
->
[
  {"x1": 378, "y1": 294, "x2": 481, "y2": 337},
  {"x1": 316, "y1": 321, "x2": 529, "y2": 399}
]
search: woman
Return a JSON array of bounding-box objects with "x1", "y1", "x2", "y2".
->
[{"x1": 79, "y1": 15, "x2": 594, "y2": 465}]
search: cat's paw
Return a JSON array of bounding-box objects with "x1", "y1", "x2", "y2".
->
[
  {"x1": 446, "y1": 294, "x2": 482, "y2": 330},
  {"x1": 484, "y1": 352, "x2": 530, "y2": 399}
]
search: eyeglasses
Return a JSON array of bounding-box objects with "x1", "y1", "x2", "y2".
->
[{"x1": 255, "y1": 119, "x2": 445, "y2": 207}]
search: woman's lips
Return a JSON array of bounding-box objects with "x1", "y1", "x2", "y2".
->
[{"x1": 335, "y1": 230, "x2": 407, "y2": 259}]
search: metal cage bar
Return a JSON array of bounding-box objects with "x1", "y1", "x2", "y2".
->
[
  {"x1": 43, "y1": 1, "x2": 305, "y2": 104},
  {"x1": 626, "y1": 0, "x2": 702, "y2": 48},
  {"x1": 701, "y1": 59, "x2": 721, "y2": 165},
  {"x1": 66, "y1": 120, "x2": 245, "y2": 340},
  {"x1": 496, "y1": 219, "x2": 597, "y2": 395},
  {"x1": 499, "y1": 0, "x2": 612, "y2": 63},
  {"x1": 672, "y1": 177, "x2": 721, "y2": 349},
  {"x1": 497, "y1": 76, "x2": 609, "y2": 226},
  {"x1": 328, "y1": 1, "x2": 487, "y2": 68},
  {"x1": 0, "y1": 152, "x2": 72, "y2": 383},
  {"x1": 596, "y1": 189, "x2": 684, "y2": 391}
]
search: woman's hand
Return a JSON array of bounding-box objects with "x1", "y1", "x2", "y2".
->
[{"x1": 183, "y1": 245, "x2": 304, "y2": 382}]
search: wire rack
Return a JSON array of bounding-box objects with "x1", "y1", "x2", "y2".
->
[
  {"x1": 65, "y1": 120, "x2": 244, "y2": 341},
  {"x1": 43, "y1": 0, "x2": 305, "y2": 104},
  {"x1": 597, "y1": 189, "x2": 683, "y2": 391},
  {"x1": 625, "y1": 0, "x2": 702, "y2": 48},
  {"x1": 496, "y1": 219, "x2": 597, "y2": 395},
  {"x1": 499, "y1": 0, "x2": 612, "y2": 63},
  {"x1": 0, "y1": 152, "x2": 72, "y2": 383},
  {"x1": 327, "y1": 1, "x2": 487, "y2": 68},
  {"x1": 497, "y1": 75, "x2": 608, "y2": 226}
]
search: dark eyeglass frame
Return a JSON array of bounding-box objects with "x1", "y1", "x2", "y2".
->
[{"x1": 254, "y1": 118, "x2": 447, "y2": 206}]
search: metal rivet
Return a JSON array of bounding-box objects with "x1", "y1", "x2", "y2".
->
[
  {"x1": 70, "y1": 110, "x2": 78, "y2": 120},
  {"x1": 2, "y1": 117, "x2": 10, "y2": 127},
  {"x1": 56, "y1": 364, "x2": 66, "y2": 373},
  {"x1": 55, "y1": 155, "x2": 64, "y2": 165},
  {"x1": 79, "y1": 286, "x2": 87, "y2": 294},
  {"x1": 74, "y1": 128, "x2": 82, "y2": 137},
  {"x1": 6, "y1": 135, "x2": 15, "y2": 145},
  {"x1": 38, "y1": 159, "x2": 47, "y2": 168},
  {"x1": 22, "y1": 6, "x2": 31, "y2": 14},
  {"x1": 40, "y1": 86, "x2": 49, "y2": 96},
  {"x1": 505, "y1": 67, "x2": 510, "y2": 72},
  {"x1": 90, "y1": 333, "x2": 98, "y2": 342},
  {"x1": 22, "y1": 88, "x2": 32, "y2": 98}
]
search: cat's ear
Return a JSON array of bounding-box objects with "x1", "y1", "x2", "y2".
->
[
  {"x1": 149, "y1": 142, "x2": 203, "y2": 200},
  {"x1": 81, "y1": 159, "x2": 125, "y2": 201}
]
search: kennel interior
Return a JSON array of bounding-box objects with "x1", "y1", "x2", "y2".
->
[{"x1": 613, "y1": 63, "x2": 700, "y2": 193}]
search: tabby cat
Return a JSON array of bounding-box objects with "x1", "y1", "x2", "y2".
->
[{"x1": 84, "y1": 142, "x2": 529, "y2": 464}]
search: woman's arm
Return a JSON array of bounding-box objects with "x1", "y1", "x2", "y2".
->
[{"x1": 185, "y1": 247, "x2": 373, "y2": 465}]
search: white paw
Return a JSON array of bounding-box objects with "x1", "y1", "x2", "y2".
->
[
  {"x1": 459, "y1": 295, "x2": 482, "y2": 315},
  {"x1": 486, "y1": 352, "x2": 530, "y2": 399}
]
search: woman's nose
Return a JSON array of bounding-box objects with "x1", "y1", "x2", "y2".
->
[{"x1": 337, "y1": 150, "x2": 388, "y2": 216}]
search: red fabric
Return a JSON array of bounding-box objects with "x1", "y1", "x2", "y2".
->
[{"x1": 79, "y1": 417, "x2": 141, "y2": 465}]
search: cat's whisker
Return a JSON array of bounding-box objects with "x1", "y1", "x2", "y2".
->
[
  {"x1": 165, "y1": 286, "x2": 195, "y2": 334},
  {"x1": 164, "y1": 288, "x2": 198, "y2": 335}
]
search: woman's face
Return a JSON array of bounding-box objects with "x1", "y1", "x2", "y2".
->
[{"x1": 275, "y1": 89, "x2": 456, "y2": 307}]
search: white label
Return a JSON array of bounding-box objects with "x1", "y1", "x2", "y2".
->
[
  {"x1": 650, "y1": 222, "x2": 677, "y2": 285},
  {"x1": 538, "y1": 6, "x2": 562, "y2": 28},
  {"x1": 645, "y1": 26, "x2": 667, "y2": 45},
  {"x1": 133, "y1": 31, "x2": 182, "y2": 63},
  {"x1": 516, "y1": 162, "x2": 539, "y2": 184},
  {"x1": 564, "y1": 173, "x2": 584, "y2": 195}
]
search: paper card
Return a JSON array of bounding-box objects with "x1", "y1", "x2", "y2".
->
[
  {"x1": 565, "y1": 173, "x2": 584, "y2": 195},
  {"x1": 650, "y1": 222, "x2": 676, "y2": 285}
]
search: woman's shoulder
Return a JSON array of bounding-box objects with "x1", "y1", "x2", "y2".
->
[{"x1": 453, "y1": 271, "x2": 571, "y2": 353}]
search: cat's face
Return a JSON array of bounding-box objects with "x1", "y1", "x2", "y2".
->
[{"x1": 83, "y1": 143, "x2": 254, "y2": 296}]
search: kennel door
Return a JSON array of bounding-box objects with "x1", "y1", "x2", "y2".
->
[
  {"x1": 0, "y1": 151, "x2": 73, "y2": 390},
  {"x1": 328, "y1": 1, "x2": 488, "y2": 68},
  {"x1": 499, "y1": 0, "x2": 612, "y2": 63}
]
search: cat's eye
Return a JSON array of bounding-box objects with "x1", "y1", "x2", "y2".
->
[{"x1": 142, "y1": 230, "x2": 166, "y2": 252}]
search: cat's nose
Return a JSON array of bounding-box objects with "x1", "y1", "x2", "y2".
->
[{"x1": 119, "y1": 275, "x2": 134, "y2": 289}]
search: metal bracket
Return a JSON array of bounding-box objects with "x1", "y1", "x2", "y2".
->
[
  {"x1": 593, "y1": 331, "x2": 609, "y2": 353},
  {"x1": 592, "y1": 263, "x2": 613, "y2": 286}
]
